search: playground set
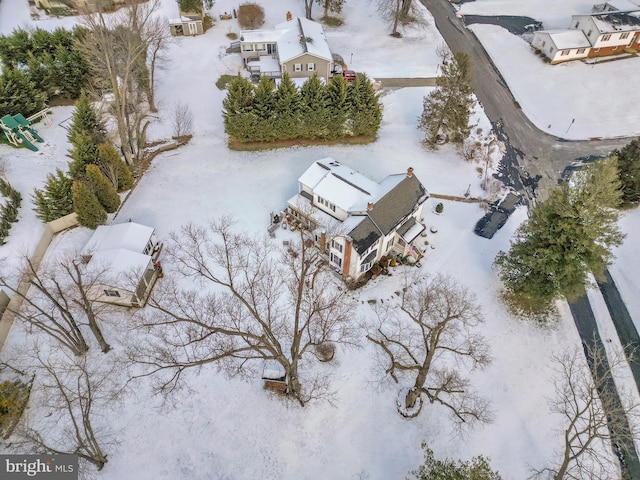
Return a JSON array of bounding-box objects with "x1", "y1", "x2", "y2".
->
[{"x1": 0, "y1": 108, "x2": 51, "y2": 152}]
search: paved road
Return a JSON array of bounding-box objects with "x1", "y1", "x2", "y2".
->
[
  {"x1": 569, "y1": 296, "x2": 640, "y2": 480},
  {"x1": 419, "y1": 0, "x2": 628, "y2": 203},
  {"x1": 598, "y1": 270, "x2": 640, "y2": 395}
]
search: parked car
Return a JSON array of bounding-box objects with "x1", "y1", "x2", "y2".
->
[{"x1": 343, "y1": 70, "x2": 356, "y2": 82}]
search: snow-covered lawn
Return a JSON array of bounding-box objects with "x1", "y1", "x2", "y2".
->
[{"x1": 0, "y1": 0, "x2": 639, "y2": 478}]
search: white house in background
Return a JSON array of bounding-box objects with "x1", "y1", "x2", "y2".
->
[
  {"x1": 531, "y1": 29, "x2": 591, "y2": 63},
  {"x1": 81, "y1": 222, "x2": 160, "y2": 307},
  {"x1": 594, "y1": 0, "x2": 640, "y2": 12},
  {"x1": 239, "y1": 16, "x2": 333, "y2": 82},
  {"x1": 286, "y1": 159, "x2": 430, "y2": 280}
]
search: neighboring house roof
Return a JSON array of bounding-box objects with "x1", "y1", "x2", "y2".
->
[
  {"x1": 602, "y1": 0, "x2": 640, "y2": 11},
  {"x1": 575, "y1": 11, "x2": 640, "y2": 33},
  {"x1": 82, "y1": 222, "x2": 154, "y2": 256},
  {"x1": 241, "y1": 17, "x2": 332, "y2": 64},
  {"x1": 536, "y1": 29, "x2": 591, "y2": 49},
  {"x1": 274, "y1": 17, "x2": 332, "y2": 62}
]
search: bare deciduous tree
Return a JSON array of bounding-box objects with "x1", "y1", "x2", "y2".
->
[
  {"x1": 78, "y1": 0, "x2": 167, "y2": 166},
  {"x1": 13, "y1": 348, "x2": 117, "y2": 472},
  {"x1": 0, "y1": 254, "x2": 112, "y2": 355},
  {"x1": 366, "y1": 273, "x2": 492, "y2": 427},
  {"x1": 376, "y1": 0, "x2": 425, "y2": 36},
  {"x1": 172, "y1": 102, "x2": 194, "y2": 138},
  {"x1": 131, "y1": 217, "x2": 360, "y2": 406},
  {"x1": 531, "y1": 344, "x2": 640, "y2": 480}
]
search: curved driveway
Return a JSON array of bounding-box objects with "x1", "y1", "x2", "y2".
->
[{"x1": 420, "y1": 0, "x2": 628, "y2": 202}]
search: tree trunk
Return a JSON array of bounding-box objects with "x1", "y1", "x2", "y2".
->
[
  {"x1": 305, "y1": 0, "x2": 313, "y2": 20},
  {"x1": 401, "y1": 0, "x2": 412, "y2": 16},
  {"x1": 406, "y1": 367, "x2": 428, "y2": 408}
]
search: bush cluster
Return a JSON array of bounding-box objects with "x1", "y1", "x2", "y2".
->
[
  {"x1": 0, "y1": 177, "x2": 22, "y2": 245},
  {"x1": 223, "y1": 73, "x2": 382, "y2": 143}
]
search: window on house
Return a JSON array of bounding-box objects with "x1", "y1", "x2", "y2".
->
[
  {"x1": 577, "y1": 48, "x2": 586, "y2": 54},
  {"x1": 360, "y1": 262, "x2": 372, "y2": 273},
  {"x1": 620, "y1": 32, "x2": 630, "y2": 40},
  {"x1": 294, "y1": 63, "x2": 302, "y2": 72},
  {"x1": 612, "y1": 45, "x2": 618, "y2": 51},
  {"x1": 561, "y1": 50, "x2": 569, "y2": 56},
  {"x1": 541, "y1": 41, "x2": 546, "y2": 47},
  {"x1": 104, "y1": 289, "x2": 120, "y2": 297},
  {"x1": 307, "y1": 63, "x2": 315, "y2": 71},
  {"x1": 256, "y1": 43, "x2": 266, "y2": 51},
  {"x1": 331, "y1": 240, "x2": 343, "y2": 253},
  {"x1": 601, "y1": 34, "x2": 611, "y2": 41},
  {"x1": 587, "y1": 30, "x2": 592, "y2": 37},
  {"x1": 574, "y1": 21, "x2": 580, "y2": 28},
  {"x1": 594, "y1": 47, "x2": 601, "y2": 52},
  {"x1": 330, "y1": 253, "x2": 342, "y2": 267}
]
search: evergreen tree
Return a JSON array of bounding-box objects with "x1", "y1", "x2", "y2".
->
[
  {"x1": 98, "y1": 143, "x2": 133, "y2": 192},
  {"x1": 616, "y1": 138, "x2": 640, "y2": 207},
  {"x1": 408, "y1": 443, "x2": 502, "y2": 480},
  {"x1": 0, "y1": 66, "x2": 47, "y2": 117},
  {"x1": 272, "y1": 73, "x2": 301, "y2": 140},
  {"x1": 31, "y1": 169, "x2": 74, "y2": 222},
  {"x1": 85, "y1": 165, "x2": 121, "y2": 214},
  {"x1": 222, "y1": 75, "x2": 255, "y2": 141},
  {"x1": 419, "y1": 51, "x2": 476, "y2": 149},
  {"x1": 495, "y1": 157, "x2": 624, "y2": 313},
  {"x1": 299, "y1": 75, "x2": 330, "y2": 138},
  {"x1": 67, "y1": 92, "x2": 107, "y2": 146},
  {"x1": 325, "y1": 74, "x2": 350, "y2": 138},
  {"x1": 251, "y1": 76, "x2": 276, "y2": 141},
  {"x1": 54, "y1": 45, "x2": 90, "y2": 99},
  {"x1": 347, "y1": 73, "x2": 382, "y2": 137},
  {"x1": 68, "y1": 132, "x2": 99, "y2": 179},
  {"x1": 72, "y1": 180, "x2": 107, "y2": 229}
]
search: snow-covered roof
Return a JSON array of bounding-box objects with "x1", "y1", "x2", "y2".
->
[
  {"x1": 259, "y1": 56, "x2": 281, "y2": 74},
  {"x1": 274, "y1": 17, "x2": 332, "y2": 62},
  {"x1": 575, "y1": 10, "x2": 640, "y2": 32},
  {"x1": 240, "y1": 28, "x2": 284, "y2": 43},
  {"x1": 298, "y1": 159, "x2": 382, "y2": 212},
  {"x1": 536, "y1": 29, "x2": 591, "y2": 49},
  {"x1": 604, "y1": 0, "x2": 640, "y2": 11},
  {"x1": 83, "y1": 222, "x2": 154, "y2": 256},
  {"x1": 89, "y1": 248, "x2": 152, "y2": 283}
]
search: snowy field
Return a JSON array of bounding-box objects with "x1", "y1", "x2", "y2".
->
[{"x1": 0, "y1": 0, "x2": 639, "y2": 479}]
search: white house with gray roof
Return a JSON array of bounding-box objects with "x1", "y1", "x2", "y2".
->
[
  {"x1": 240, "y1": 16, "x2": 333, "y2": 82},
  {"x1": 286, "y1": 159, "x2": 429, "y2": 280}
]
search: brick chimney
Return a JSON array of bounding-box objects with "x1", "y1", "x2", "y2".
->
[
  {"x1": 367, "y1": 202, "x2": 374, "y2": 211},
  {"x1": 407, "y1": 167, "x2": 414, "y2": 178},
  {"x1": 320, "y1": 231, "x2": 327, "y2": 254}
]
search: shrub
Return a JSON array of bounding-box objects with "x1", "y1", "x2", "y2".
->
[
  {"x1": 435, "y1": 203, "x2": 444, "y2": 214},
  {"x1": 72, "y1": 180, "x2": 106, "y2": 229},
  {"x1": 85, "y1": 165, "x2": 120, "y2": 213},
  {"x1": 238, "y1": 3, "x2": 265, "y2": 29}
]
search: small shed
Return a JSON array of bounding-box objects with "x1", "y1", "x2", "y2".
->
[
  {"x1": 169, "y1": 17, "x2": 204, "y2": 36},
  {"x1": 262, "y1": 360, "x2": 287, "y2": 392}
]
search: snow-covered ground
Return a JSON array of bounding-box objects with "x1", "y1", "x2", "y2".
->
[{"x1": 0, "y1": 0, "x2": 639, "y2": 478}]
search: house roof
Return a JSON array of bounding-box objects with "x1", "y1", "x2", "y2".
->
[
  {"x1": 603, "y1": 0, "x2": 640, "y2": 11},
  {"x1": 89, "y1": 248, "x2": 152, "y2": 289},
  {"x1": 574, "y1": 11, "x2": 640, "y2": 33},
  {"x1": 299, "y1": 159, "x2": 407, "y2": 214},
  {"x1": 536, "y1": 29, "x2": 591, "y2": 49},
  {"x1": 83, "y1": 222, "x2": 154, "y2": 256},
  {"x1": 274, "y1": 17, "x2": 332, "y2": 63}
]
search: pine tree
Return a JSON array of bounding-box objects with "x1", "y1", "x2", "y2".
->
[
  {"x1": 419, "y1": 51, "x2": 476, "y2": 149},
  {"x1": 97, "y1": 143, "x2": 133, "y2": 192},
  {"x1": 616, "y1": 138, "x2": 640, "y2": 207},
  {"x1": 222, "y1": 75, "x2": 255, "y2": 141},
  {"x1": 272, "y1": 73, "x2": 301, "y2": 140},
  {"x1": 0, "y1": 66, "x2": 47, "y2": 117},
  {"x1": 348, "y1": 73, "x2": 382, "y2": 137},
  {"x1": 72, "y1": 180, "x2": 107, "y2": 229},
  {"x1": 68, "y1": 92, "x2": 106, "y2": 145},
  {"x1": 68, "y1": 132, "x2": 99, "y2": 179},
  {"x1": 31, "y1": 169, "x2": 74, "y2": 222},
  {"x1": 299, "y1": 75, "x2": 330, "y2": 139},
  {"x1": 409, "y1": 443, "x2": 502, "y2": 480},
  {"x1": 252, "y1": 76, "x2": 276, "y2": 141},
  {"x1": 84, "y1": 165, "x2": 121, "y2": 214},
  {"x1": 325, "y1": 74, "x2": 350, "y2": 138},
  {"x1": 495, "y1": 157, "x2": 624, "y2": 313}
]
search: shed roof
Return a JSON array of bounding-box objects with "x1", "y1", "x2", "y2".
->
[
  {"x1": 83, "y1": 222, "x2": 154, "y2": 256},
  {"x1": 89, "y1": 248, "x2": 153, "y2": 289}
]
